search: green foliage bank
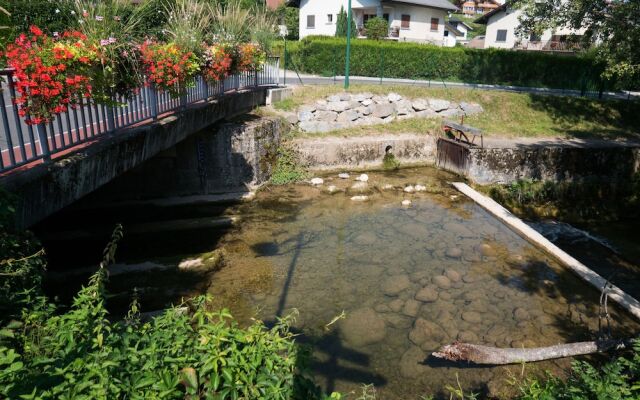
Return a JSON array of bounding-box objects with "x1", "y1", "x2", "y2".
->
[{"x1": 291, "y1": 37, "x2": 628, "y2": 90}]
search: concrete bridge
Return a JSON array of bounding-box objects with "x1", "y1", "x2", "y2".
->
[{"x1": 0, "y1": 63, "x2": 284, "y2": 228}]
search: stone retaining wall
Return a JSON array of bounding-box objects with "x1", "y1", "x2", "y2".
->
[{"x1": 294, "y1": 133, "x2": 437, "y2": 170}]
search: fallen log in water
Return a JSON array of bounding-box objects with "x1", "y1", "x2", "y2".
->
[{"x1": 432, "y1": 340, "x2": 631, "y2": 365}]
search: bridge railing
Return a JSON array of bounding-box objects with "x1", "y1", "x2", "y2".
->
[{"x1": 0, "y1": 56, "x2": 280, "y2": 173}]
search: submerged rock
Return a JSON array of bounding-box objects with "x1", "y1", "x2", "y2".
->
[
  {"x1": 356, "y1": 173, "x2": 369, "y2": 182},
  {"x1": 340, "y1": 307, "x2": 387, "y2": 347},
  {"x1": 415, "y1": 286, "x2": 438, "y2": 302},
  {"x1": 310, "y1": 177, "x2": 324, "y2": 186},
  {"x1": 462, "y1": 311, "x2": 482, "y2": 323},
  {"x1": 350, "y1": 195, "x2": 369, "y2": 202},
  {"x1": 432, "y1": 275, "x2": 451, "y2": 289},
  {"x1": 389, "y1": 298, "x2": 404, "y2": 312},
  {"x1": 338, "y1": 173, "x2": 350, "y2": 179},
  {"x1": 402, "y1": 299, "x2": 421, "y2": 317},
  {"x1": 402, "y1": 199, "x2": 412, "y2": 207},
  {"x1": 350, "y1": 181, "x2": 369, "y2": 193},
  {"x1": 399, "y1": 346, "x2": 428, "y2": 378},
  {"x1": 445, "y1": 248, "x2": 463, "y2": 259},
  {"x1": 382, "y1": 274, "x2": 411, "y2": 296}
]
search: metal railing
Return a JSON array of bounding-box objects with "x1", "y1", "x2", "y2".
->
[{"x1": 0, "y1": 57, "x2": 280, "y2": 173}]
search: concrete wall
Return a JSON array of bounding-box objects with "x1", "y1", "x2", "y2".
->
[
  {"x1": 294, "y1": 133, "x2": 437, "y2": 170},
  {"x1": 0, "y1": 89, "x2": 270, "y2": 228},
  {"x1": 466, "y1": 144, "x2": 640, "y2": 185},
  {"x1": 91, "y1": 117, "x2": 285, "y2": 201}
]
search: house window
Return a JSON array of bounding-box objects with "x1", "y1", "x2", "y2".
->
[
  {"x1": 401, "y1": 14, "x2": 410, "y2": 29},
  {"x1": 496, "y1": 29, "x2": 507, "y2": 42},
  {"x1": 444, "y1": 30, "x2": 449, "y2": 37},
  {"x1": 307, "y1": 15, "x2": 315, "y2": 29},
  {"x1": 327, "y1": 14, "x2": 333, "y2": 24},
  {"x1": 529, "y1": 32, "x2": 541, "y2": 42},
  {"x1": 430, "y1": 17, "x2": 439, "y2": 31}
]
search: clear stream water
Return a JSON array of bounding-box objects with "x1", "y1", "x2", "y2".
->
[{"x1": 38, "y1": 167, "x2": 639, "y2": 399}]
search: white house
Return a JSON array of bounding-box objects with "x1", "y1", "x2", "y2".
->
[
  {"x1": 443, "y1": 21, "x2": 464, "y2": 47},
  {"x1": 298, "y1": 0, "x2": 458, "y2": 45},
  {"x1": 447, "y1": 17, "x2": 473, "y2": 40},
  {"x1": 476, "y1": 2, "x2": 586, "y2": 50}
]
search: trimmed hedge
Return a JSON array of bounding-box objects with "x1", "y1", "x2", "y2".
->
[{"x1": 290, "y1": 37, "x2": 612, "y2": 90}]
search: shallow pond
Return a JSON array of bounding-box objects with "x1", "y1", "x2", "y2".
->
[{"x1": 38, "y1": 166, "x2": 639, "y2": 399}]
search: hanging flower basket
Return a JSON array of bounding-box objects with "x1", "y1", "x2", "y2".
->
[
  {"x1": 3, "y1": 26, "x2": 97, "y2": 125},
  {"x1": 203, "y1": 44, "x2": 234, "y2": 82},
  {"x1": 237, "y1": 43, "x2": 266, "y2": 73},
  {"x1": 139, "y1": 41, "x2": 200, "y2": 97}
]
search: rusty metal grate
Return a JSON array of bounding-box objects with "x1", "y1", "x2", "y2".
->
[{"x1": 436, "y1": 138, "x2": 471, "y2": 175}]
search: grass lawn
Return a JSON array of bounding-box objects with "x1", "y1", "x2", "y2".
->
[{"x1": 268, "y1": 84, "x2": 640, "y2": 140}]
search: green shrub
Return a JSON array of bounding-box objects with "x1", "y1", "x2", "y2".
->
[
  {"x1": 0, "y1": 225, "x2": 332, "y2": 399},
  {"x1": 364, "y1": 17, "x2": 389, "y2": 40},
  {"x1": 271, "y1": 144, "x2": 309, "y2": 185},
  {"x1": 290, "y1": 37, "x2": 621, "y2": 90},
  {"x1": 518, "y1": 341, "x2": 640, "y2": 399}
]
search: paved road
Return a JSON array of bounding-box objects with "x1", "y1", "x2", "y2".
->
[{"x1": 280, "y1": 69, "x2": 639, "y2": 101}]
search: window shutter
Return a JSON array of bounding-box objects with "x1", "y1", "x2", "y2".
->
[
  {"x1": 430, "y1": 18, "x2": 439, "y2": 31},
  {"x1": 307, "y1": 15, "x2": 315, "y2": 28},
  {"x1": 401, "y1": 14, "x2": 410, "y2": 29}
]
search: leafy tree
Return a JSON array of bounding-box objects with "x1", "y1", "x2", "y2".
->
[
  {"x1": 514, "y1": 0, "x2": 640, "y2": 87},
  {"x1": 365, "y1": 16, "x2": 388, "y2": 40},
  {"x1": 335, "y1": 6, "x2": 356, "y2": 38},
  {"x1": 277, "y1": 4, "x2": 299, "y2": 40}
]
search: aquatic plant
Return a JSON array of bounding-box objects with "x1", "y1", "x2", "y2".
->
[{"x1": 382, "y1": 152, "x2": 400, "y2": 171}]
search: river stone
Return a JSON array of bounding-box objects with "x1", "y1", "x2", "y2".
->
[
  {"x1": 375, "y1": 303, "x2": 391, "y2": 313},
  {"x1": 383, "y1": 313, "x2": 413, "y2": 329},
  {"x1": 340, "y1": 308, "x2": 386, "y2": 346},
  {"x1": 372, "y1": 95, "x2": 388, "y2": 104},
  {"x1": 445, "y1": 270, "x2": 461, "y2": 282},
  {"x1": 299, "y1": 121, "x2": 332, "y2": 133},
  {"x1": 404, "y1": 185, "x2": 415, "y2": 193},
  {"x1": 402, "y1": 199, "x2": 412, "y2": 207},
  {"x1": 336, "y1": 110, "x2": 359, "y2": 123},
  {"x1": 371, "y1": 103, "x2": 395, "y2": 118},
  {"x1": 356, "y1": 106, "x2": 372, "y2": 116},
  {"x1": 536, "y1": 314, "x2": 554, "y2": 325},
  {"x1": 429, "y1": 99, "x2": 450, "y2": 112},
  {"x1": 358, "y1": 116, "x2": 384, "y2": 126},
  {"x1": 432, "y1": 275, "x2": 451, "y2": 289},
  {"x1": 388, "y1": 93, "x2": 402, "y2": 102},
  {"x1": 297, "y1": 110, "x2": 314, "y2": 122},
  {"x1": 415, "y1": 286, "x2": 438, "y2": 302},
  {"x1": 513, "y1": 307, "x2": 530, "y2": 321},
  {"x1": 414, "y1": 184, "x2": 427, "y2": 192},
  {"x1": 352, "y1": 93, "x2": 367, "y2": 102},
  {"x1": 462, "y1": 311, "x2": 482, "y2": 323},
  {"x1": 327, "y1": 95, "x2": 342, "y2": 102},
  {"x1": 338, "y1": 92, "x2": 351, "y2": 101},
  {"x1": 328, "y1": 101, "x2": 351, "y2": 112},
  {"x1": 298, "y1": 104, "x2": 316, "y2": 113},
  {"x1": 460, "y1": 101, "x2": 484, "y2": 115},
  {"x1": 361, "y1": 99, "x2": 374, "y2": 106},
  {"x1": 402, "y1": 299, "x2": 421, "y2": 317},
  {"x1": 399, "y1": 346, "x2": 427, "y2": 378},
  {"x1": 415, "y1": 109, "x2": 439, "y2": 119},
  {"x1": 350, "y1": 195, "x2": 369, "y2": 202},
  {"x1": 310, "y1": 177, "x2": 324, "y2": 186},
  {"x1": 439, "y1": 108, "x2": 462, "y2": 118},
  {"x1": 389, "y1": 298, "x2": 404, "y2": 312},
  {"x1": 356, "y1": 174, "x2": 369, "y2": 182},
  {"x1": 412, "y1": 99, "x2": 429, "y2": 111},
  {"x1": 382, "y1": 275, "x2": 411, "y2": 295},
  {"x1": 409, "y1": 318, "x2": 445, "y2": 346},
  {"x1": 458, "y1": 330, "x2": 479, "y2": 342},
  {"x1": 315, "y1": 110, "x2": 338, "y2": 122},
  {"x1": 445, "y1": 247, "x2": 463, "y2": 259},
  {"x1": 478, "y1": 243, "x2": 497, "y2": 257},
  {"x1": 354, "y1": 232, "x2": 377, "y2": 245},
  {"x1": 338, "y1": 173, "x2": 350, "y2": 179},
  {"x1": 395, "y1": 100, "x2": 413, "y2": 115},
  {"x1": 326, "y1": 185, "x2": 339, "y2": 194},
  {"x1": 382, "y1": 115, "x2": 396, "y2": 124}
]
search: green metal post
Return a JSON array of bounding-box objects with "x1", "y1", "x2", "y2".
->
[
  {"x1": 283, "y1": 37, "x2": 287, "y2": 86},
  {"x1": 379, "y1": 47, "x2": 384, "y2": 85},
  {"x1": 344, "y1": 0, "x2": 352, "y2": 89}
]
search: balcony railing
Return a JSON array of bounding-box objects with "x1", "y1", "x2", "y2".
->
[{"x1": 0, "y1": 57, "x2": 280, "y2": 173}]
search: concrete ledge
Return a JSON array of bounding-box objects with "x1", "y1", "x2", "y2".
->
[
  {"x1": 0, "y1": 88, "x2": 270, "y2": 228},
  {"x1": 452, "y1": 182, "x2": 640, "y2": 321}
]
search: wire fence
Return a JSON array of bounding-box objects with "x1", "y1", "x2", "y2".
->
[{"x1": 0, "y1": 57, "x2": 280, "y2": 174}]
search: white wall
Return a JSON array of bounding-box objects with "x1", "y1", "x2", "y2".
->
[
  {"x1": 299, "y1": 0, "x2": 448, "y2": 45},
  {"x1": 484, "y1": 7, "x2": 587, "y2": 49},
  {"x1": 389, "y1": 4, "x2": 448, "y2": 44},
  {"x1": 484, "y1": 7, "x2": 521, "y2": 48},
  {"x1": 298, "y1": 0, "x2": 380, "y2": 38}
]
